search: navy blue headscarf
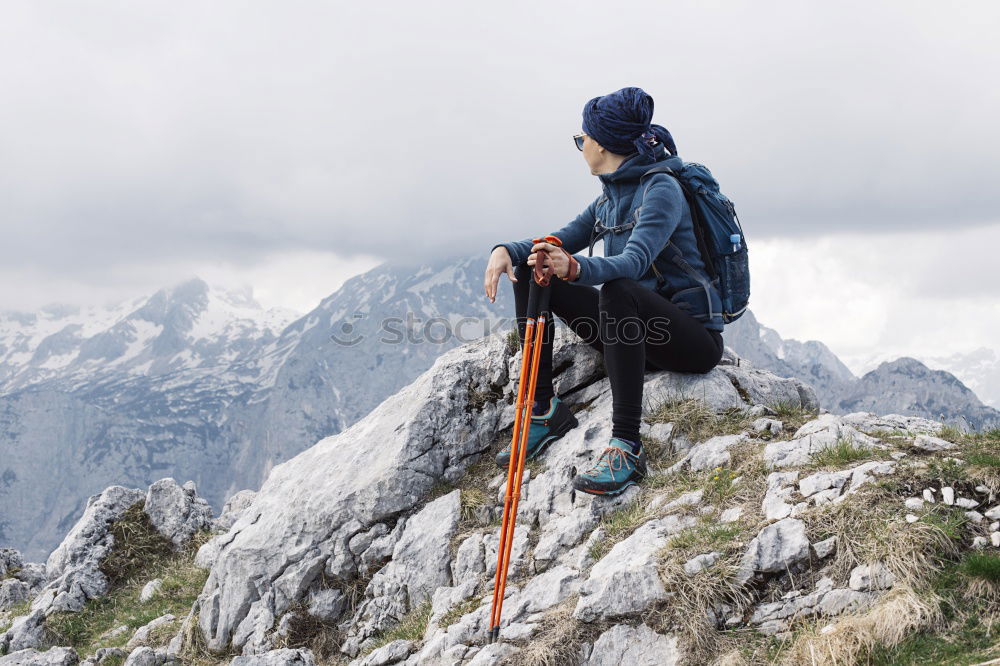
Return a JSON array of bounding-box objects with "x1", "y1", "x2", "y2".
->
[{"x1": 582, "y1": 86, "x2": 676, "y2": 159}]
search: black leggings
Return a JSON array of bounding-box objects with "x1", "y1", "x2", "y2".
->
[{"x1": 511, "y1": 263, "x2": 725, "y2": 444}]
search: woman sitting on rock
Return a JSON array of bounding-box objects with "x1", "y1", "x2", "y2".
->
[{"x1": 484, "y1": 86, "x2": 725, "y2": 496}]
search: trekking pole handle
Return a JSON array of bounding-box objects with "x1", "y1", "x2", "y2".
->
[{"x1": 530, "y1": 235, "x2": 563, "y2": 287}]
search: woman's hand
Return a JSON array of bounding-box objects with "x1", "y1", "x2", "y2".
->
[
  {"x1": 528, "y1": 241, "x2": 573, "y2": 280},
  {"x1": 485, "y1": 246, "x2": 517, "y2": 303}
]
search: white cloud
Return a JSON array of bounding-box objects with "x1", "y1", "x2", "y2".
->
[{"x1": 749, "y1": 222, "x2": 1000, "y2": 372}]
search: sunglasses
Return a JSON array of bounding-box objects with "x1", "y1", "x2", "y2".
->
[{"x1": 573, "y1": 132, "x2": 586, "y2": 151}]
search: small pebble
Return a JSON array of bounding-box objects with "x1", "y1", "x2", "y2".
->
[
  {"x1": 942, "y1": 487, "x2": 955, "y2": 506},
  {"x1": 923, "y1": 489, "x2": 936, "y2": 503},
  {"x1": 992, "y1": 532, "x2": 1000, "y2": 548},
  {"x1": 904, "y1": 497, "x2": 923, "y2": 511},
  {"x1": 966, "y1": 511, "x2": 985, "y2": 524},
  {"x1": 956, "y1": 498, "x2": 979, "y2": 509},
  {"x1": 905, "y1": 514, "x2": 919, "y2": 523},
  {"x1": 973, "y1": 536, "x2": 989, "y2": 548}
]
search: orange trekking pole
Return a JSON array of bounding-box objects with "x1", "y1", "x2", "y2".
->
[{"x1": 488, "y1": 235, "x2": 562, "y2": 643}]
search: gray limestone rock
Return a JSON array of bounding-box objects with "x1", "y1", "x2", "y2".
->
[
  {"x1": 669, "y1": 434, "x2": 748, "y2": 474},
  {"x1": 2, "y1": 486, "x2": 144, "y2": 654},
  {"x1": 849, "y1": 563, "x2": 895, "y2": 591},
  {"x1": 0, "y1": 648, "x2": 79, "y2": 666},
  {"x1": 122, "y1": 647, "x2": 162, "y2": 666},
  {"x1": 126, "y1": 614, "x2": 176, "y2": 649},
  {"x1": 342, "y1": 491, "x2": 461, "y2": 655},
  {"x1": 347, "y1": 640, "x2": 413, "y2": 666},
  {"x1": 585, "y1": 624, "x2": 681, "y2": 666},
  {"x1": 764, "y1": 414, "x2": 880, "y2": 468},
  {"x1": 912, "y1": 434, "x2": 956, "y2": 452},
  {"x1": 737, "y1": 518, "x2": 810, "y2": 584},
  {"x1": 143, "y1": 479, "x2": 214, "y2": 549},
  {"x1": 228, "y1": 649, "x2": 315, "y2": 666},
  {"x1": 574, "y1": 515, "x2": 696, "y2": 622},
  {"x1": 213, "y1": 490, "x2": 258, "y2": 531},
  {"x1": 0, "y1": 580, "x2": 31, "y2": 611},
  {"x1": 139, "y1": 579, "x2": 163, "y2": 604},
  {"x1": 195, "y1": 335, "x2": 513, "y2": 655}
]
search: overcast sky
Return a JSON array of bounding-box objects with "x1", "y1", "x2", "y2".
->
[{"x1": 1, "y1": 1, "x2": 998, "y2": 370}]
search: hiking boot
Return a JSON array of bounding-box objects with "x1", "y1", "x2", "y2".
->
[
  {"x1": 572, "y1": 438, "x2": 648, "y2": 496},
  {"x1": 495, "y1": 396, "x2": 578, "y2": 468}
]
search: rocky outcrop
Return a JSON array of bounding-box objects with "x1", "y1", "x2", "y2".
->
[
  {"x1": 143, "y1": 480, "x2": 213, "y2": 549},
  {"x1": 0, "y1": 647, "x2": 79, "y2": 666},
  {"x1": 9, "y1": 321, "x2": 996, "y2": 664},
  {"x1": 1, "y1": 479, "x2": 213, "y2": 655},
  {"x1": 188, "y1": 328, "x2": 820, "y2": 660}
]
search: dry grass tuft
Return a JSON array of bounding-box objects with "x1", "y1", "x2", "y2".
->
[
  {"x1": 273, "y1": 602, "x2": 346, "y2": 662},
  {"x1": 782, "y1": 586, "x2": 942, "y2": 666},
  {"x1": 501, "y1": 600, "x2": 602, "y2": 666},
  {"x1": 655, "y1": 556, "x2": 754, "y2": 661},
  {"x1": 647, "y1": 398, "x2": 754, "y2": 446},
  {"x1": 805, "y1": 485, "x2": 962, "y2": 588}
]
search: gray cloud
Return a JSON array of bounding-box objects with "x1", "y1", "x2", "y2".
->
[{"x1": 1, "y1": 0, "x2": 998, "y2": 283}]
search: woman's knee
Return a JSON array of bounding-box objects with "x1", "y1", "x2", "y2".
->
[{"x1": 599, "y1": 278, "x2": 640, "y2": 311}]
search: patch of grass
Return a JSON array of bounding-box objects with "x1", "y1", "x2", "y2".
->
[
  {"x1": 505, "y1": 329, "x2": 521, "y2": 356},
  {"x1": 960, "y1": 552, "x2": 1000, "y2": 583},
  {"x1": 704, "y1": 466, "x2": 739, "y2": 505},
  {"x1": 862, "y1": 558, "x2": 1000, "y2": 665},
  {"x1": 437, "y1": 598, "x2": 481, "y2": 629},
  {"x1": 811, "y1": 437, "x2": 875, "y2": 468},
  {"x1": 767, "y1": 400, "x2": 819, "y2": 432},
  {"x1": 99, "y1": 502, "x2": 176, "y2": 588},
  {"x1": 654, "y1": 513, "x2": 755, "y2": 661},
  {"x1": 1, "y1": 600, "x2": 31, "y2": 635},
  {"x1": 809, "y1": 481, "x2": 966, "y2": 592},
  {"x1": 0, "y1": 566, "x2": 22, "y2": 581},
  {"x1": 44, "y1": 514, "x2": 211, "y2": 657},
  {"x1": 918, "y1": 506, "x2": 968, "y2": 542},
  {"x1": 867, "y1": 620, "x2": 997, "y2": 665},
  {"x1": 587, "y1": 500, "x2": 651, "y2": 562},
  {"x1": 665, "y1": 520, "x2": 742, "y2": 552},
  {"x1": 362, "y1": 600, "x2": 433, "y2": 655},
  {"x1": 466, "y1": 377, "x2": 507, "y2": 413},
  {"x1": 784, "y1": 586, "x2": 944, "y2": 666},
  {"x1": 459, "y1": 487, "x2": 490, "y2": 526},
  {"x1": 647, "y1": 399, "x2": 753, "y2": 445},
  {"x1": 967, "y1": 451, "x2": 1000, "y2": 467},
  {"x1": 870, "y1": 428, "x2": 914, "y2": 447},
  {"x1": 926, "y1": 457, "x2": 970, "y2": 485},
  {"x1": 937, "y1": 424, "x2": 965, "y2": 441}
]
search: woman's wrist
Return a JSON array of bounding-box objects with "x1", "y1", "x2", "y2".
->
[{"x1": 565, "y1": 253, "x2": 581, "y2": 281}]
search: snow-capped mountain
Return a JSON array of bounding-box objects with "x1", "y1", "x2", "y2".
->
[
  {"x1": 0, "y1": 278, "x2": 299, "y2": 393},
  {"x1": 0, "y1": 256, "x2": 514, "y2": 560}
]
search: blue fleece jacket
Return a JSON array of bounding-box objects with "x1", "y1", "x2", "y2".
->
[{"x1": 493, "y1": 146, "x2": 724, "y2": 331}]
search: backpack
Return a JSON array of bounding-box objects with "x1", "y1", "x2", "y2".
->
[{"x1": 637, "y1": 161, "x2": 750, "y2": 324}]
